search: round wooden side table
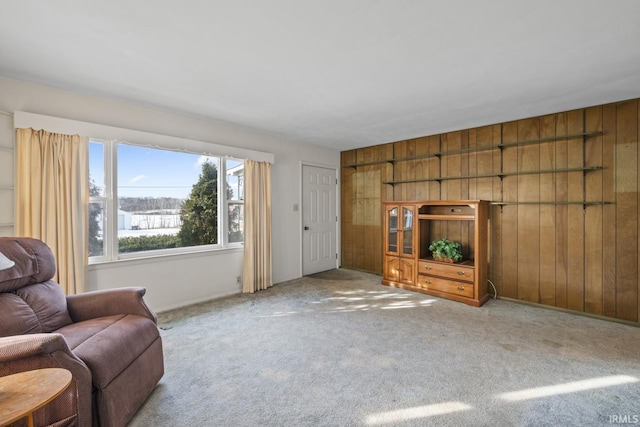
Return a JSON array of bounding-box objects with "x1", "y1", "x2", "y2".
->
[{"x1": 0, "y1": 368, "x2": 72, "y2": 427}]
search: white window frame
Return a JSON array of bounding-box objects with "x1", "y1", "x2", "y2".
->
[
  {"x1": 89, "y1": 139, "x2": 244, "y2": 264},
  {"x1": 223, "y1": 159, "x2": 244, "y2": 245}
]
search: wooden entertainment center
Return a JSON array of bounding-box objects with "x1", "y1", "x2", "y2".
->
[{"x1": 382, "y1": 200, "x2": 489, "y2": 306}]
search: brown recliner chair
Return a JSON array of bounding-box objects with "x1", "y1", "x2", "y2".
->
[{"x1": 0, "y1": 237, "x2": 164, "y2": 427}]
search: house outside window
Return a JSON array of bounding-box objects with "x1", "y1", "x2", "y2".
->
[{"x1": 89, "y1": 139, "x2": 244, "y2": 261}]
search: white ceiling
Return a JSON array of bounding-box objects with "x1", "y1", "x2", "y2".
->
[{"x1": 1, "y1": 1, "x2": 639, "y2": 150}]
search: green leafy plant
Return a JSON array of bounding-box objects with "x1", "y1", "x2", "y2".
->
[{"x1": 428, "y1": 237, "x2": 462, "y2": 263}]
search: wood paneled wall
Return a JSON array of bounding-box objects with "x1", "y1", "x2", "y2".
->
[{"x1": 341, "y1": 98, "x2": 640, "y2": 323}]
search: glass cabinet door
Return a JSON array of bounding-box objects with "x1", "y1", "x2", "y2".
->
[
  {"x1": 402, "y1": 207, "x2": 413, "y2": 256},
  {"x1": 387, "y1": 207, "x2": 398, "y2": 253}
]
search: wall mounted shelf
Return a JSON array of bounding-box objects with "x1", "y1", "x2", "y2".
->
[
  {"x1": 383, "y1": 166, "x2": 604, "y2": 185},
  {"x1": 344, "y1": 129, "x2": 609, "y2": 209},
  {"x1": 343, "y1": 159, "x2": 392, "y2": 168},
  {"x1": 343, "y1": 131, "x2": 604, "y2": 168},
  {"x1": 491, "y1": 201, "x2": 612, "y2": 206}
]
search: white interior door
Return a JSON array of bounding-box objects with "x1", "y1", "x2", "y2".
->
[{"x1": 302, "y1": 165, "x2": 337, "y2": 275}]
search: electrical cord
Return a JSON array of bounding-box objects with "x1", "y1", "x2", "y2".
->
[{"x1": 487, "y1": 279, "x2": 497, "y2": 299}]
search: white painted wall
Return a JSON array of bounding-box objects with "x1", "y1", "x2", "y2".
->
[
  {"x1": 0, "y1": 76, "x2": 340, "y2": 312},
  {"x1": 0, "y1": 112, "x2": 14, "y2": 237}
]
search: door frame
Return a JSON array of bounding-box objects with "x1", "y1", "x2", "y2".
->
[{"x1": 299, "y1": 161, "x2": 340, "y2": 276}]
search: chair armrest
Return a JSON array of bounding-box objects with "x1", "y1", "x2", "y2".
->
[
  {"x1": 0, "y1": 334, "x2": 92, "y2": 427},
  {"x1": 0, "y1": 333, "x2": 74, "y2": 364},
  {"x1": 66, "y1": 287, "x2": 158, "y2": 323}
]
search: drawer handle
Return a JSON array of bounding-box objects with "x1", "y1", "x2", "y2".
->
[
  {"x1": 457, "y1": 271, "x2": 465, "y2": 276},
  {"x1": 425, "y1": 280, "x2": 432, "y2": 285},
  {"x1": 457, "y1": 286, "x2": 465, "y2": 291},
  {"x1": 424, "y1": 265, "x2": 432, "y2": 270}
]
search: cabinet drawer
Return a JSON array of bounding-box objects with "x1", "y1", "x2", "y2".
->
[
  {"x1": 418, "y1": 260, "x2": 474, "y2": 283},
  {"x1": 417, "y1": 275, "x2": 474, "y2": 298}
]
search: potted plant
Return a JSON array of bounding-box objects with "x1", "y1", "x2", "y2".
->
[{"x1": 428, "y1": 237, "x2": 462, "y2": 263}]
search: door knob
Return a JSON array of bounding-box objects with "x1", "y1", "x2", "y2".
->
[{"x1": 304, "y1": 226, "x2": 309, "y2": 230}]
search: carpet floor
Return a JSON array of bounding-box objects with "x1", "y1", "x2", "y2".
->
[{"x1": 129, "y1": 269, "x2": 640, "y2": 426}]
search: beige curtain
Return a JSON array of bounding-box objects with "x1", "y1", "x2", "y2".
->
[
  {"x1": 242, "y1": 160, "x2": 273, "y2": 293},
  {"x1": 16, "y1": 128, "x2": 88, "y2": 295}
]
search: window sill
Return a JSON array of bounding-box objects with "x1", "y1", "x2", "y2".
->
[{"x1": 88, "y1": 245, "x2": 243, "y2": 270}]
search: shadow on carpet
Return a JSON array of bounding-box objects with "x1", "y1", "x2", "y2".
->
[
  {"x1": 131, "y1": 269, "x2": 640, "y2": 427},
  {"x1": 306, "y1": 268, "x2": 364, "y2": 280}
]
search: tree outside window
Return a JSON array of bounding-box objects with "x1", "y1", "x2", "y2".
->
[{"x1": 88, "y1": 140, "x2": 244, "y2": 261}]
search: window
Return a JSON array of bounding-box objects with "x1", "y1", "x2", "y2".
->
[
  {"x1": 89, "y1": 139, "x2": 244, "y2": 261},
  {"x1": 226, "y1": 159, "x2": 244, "y2": 244}
]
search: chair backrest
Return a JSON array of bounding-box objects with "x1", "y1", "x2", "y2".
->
[
  {"x1": 0, "y1": 237, "x2": 57, "y2": 292},
  {"x1": 0, "y1": 238, "x2": 72, "y2": 337}
]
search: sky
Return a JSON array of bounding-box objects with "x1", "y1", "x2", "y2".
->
[{"x1": 89, "y1": 141, "x2": 242, "y2": 199}]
